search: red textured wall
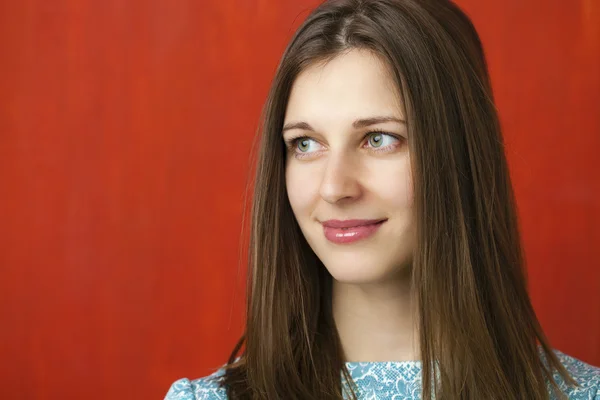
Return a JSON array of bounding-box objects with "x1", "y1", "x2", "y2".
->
[{"x1": 0, "y1": 1, "x2": 598, "y2": 398}]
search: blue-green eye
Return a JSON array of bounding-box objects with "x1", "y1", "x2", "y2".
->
[
  {"x1": 368, "y1": 133, "x2": 384, "y2": 148},
  {"x1": 366, "y1": 132, "x2": 399, "y2": 149},
  {"x1": 285, "y1": 136, "x2": 323, "y2": 154},
  {"x1": 297, "y1": 138, "x2": 312, "y2": 152}
]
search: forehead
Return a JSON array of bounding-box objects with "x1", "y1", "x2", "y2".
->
[{"x1": 284, "y1": 49, "x2": 405, "y2": 125}]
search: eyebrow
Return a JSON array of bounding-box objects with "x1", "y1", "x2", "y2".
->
[{"x1": 282, "y1": 116, "x2": 406, "y2": 133}]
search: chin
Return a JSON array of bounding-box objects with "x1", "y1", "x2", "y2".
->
[{"x1": 323, "y1": 262, "x2": 392, "y2": 285}]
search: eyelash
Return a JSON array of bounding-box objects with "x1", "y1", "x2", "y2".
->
[{"x1": 283, "y1": 129, "x2": 403, "y2": 159}]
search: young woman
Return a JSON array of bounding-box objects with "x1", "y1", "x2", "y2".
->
[{"x1": 165, "y1": 0, "x2": 600, "y2": 398}]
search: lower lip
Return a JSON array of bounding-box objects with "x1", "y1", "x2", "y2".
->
[{"x1": 323, "y1": 221, "x2": 386, "y2": 244}]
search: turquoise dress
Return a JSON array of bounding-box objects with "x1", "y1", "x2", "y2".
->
[{"x1": 164, "y1": 349, "x2": 600, "y2": 399}]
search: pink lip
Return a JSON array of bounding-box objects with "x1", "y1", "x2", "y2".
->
[
  {"x1": 322, "y1": 219, "x2": 387, "y2": 244},
  {"x1": 322, "y1": 219, "x2": 386, "y2": 228}
]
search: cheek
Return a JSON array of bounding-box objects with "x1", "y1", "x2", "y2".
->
[
  {"x1": 285, "y1": 164, "x2": 318, "y2": 216},
  {"x1": 369, "y1": 159, "x2": 413, "y2": 209}
]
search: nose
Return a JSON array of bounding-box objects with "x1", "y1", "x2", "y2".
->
[{"x1": 319, "y1": 151, "x2": 362, "y2": 204}]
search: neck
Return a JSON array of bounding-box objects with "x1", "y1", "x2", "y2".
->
[{"x1": 332, "y1": 272, "x2": 419, "y2": 362}]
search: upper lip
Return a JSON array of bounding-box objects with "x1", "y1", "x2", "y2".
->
[{"x1": 321, "y1": 218, "x2": 387, "y2": 228}]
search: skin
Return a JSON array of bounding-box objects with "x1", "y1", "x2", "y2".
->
[{"x1": 283, "y1": 49, "x2": 419, "y2": 362}]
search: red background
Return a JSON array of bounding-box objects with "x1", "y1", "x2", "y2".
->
[{"x1": 0, "y1": 1, "x2": 598, "y2": 398}]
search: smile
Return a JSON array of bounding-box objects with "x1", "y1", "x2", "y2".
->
[{"x1": 322, "y1": 219, "x2": 387, "y2": 244}]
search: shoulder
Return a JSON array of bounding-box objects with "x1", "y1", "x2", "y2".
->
[
  {"x1": 164, "y1": 367, "x2": 228, "y2": 400},
  {"x1": 548, "y1": 349, "x2": 600, "y2": 399}
]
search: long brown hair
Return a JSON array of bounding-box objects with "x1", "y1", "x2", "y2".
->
[{"x1": 219, "y1": 0, "x2": 578, "y2": 398}]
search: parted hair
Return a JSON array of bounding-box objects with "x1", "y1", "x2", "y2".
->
[{"x1": 218, "y1": 0, "x2": 578, "y2": 398}]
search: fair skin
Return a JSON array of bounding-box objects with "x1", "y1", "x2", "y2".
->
[{"x1": 283, "y1": 49, "x2": 419, "y2": 362}]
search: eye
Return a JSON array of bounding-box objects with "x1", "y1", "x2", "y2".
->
[
  {"x1": 297, "y1": 137, "x2": 318, "y2": 153},
  {"x1": 366, "y1": 132, "x2": 398, "y2": 149},
  {"x1": 284, "y1": 136, "x2": 324, "y2": 155}
]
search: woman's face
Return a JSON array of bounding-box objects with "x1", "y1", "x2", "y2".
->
[{"x1": 283, "y1": 49, "x2": 415, "y2": 284}]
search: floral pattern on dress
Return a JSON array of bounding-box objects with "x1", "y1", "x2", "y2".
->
[{"x1": 164, "y1": 349, "x2": 600, "y2": 399}]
